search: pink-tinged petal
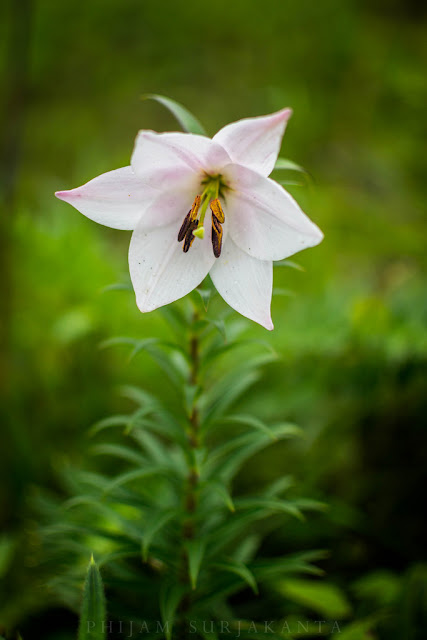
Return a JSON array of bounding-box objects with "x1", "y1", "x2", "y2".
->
[
  {"x1": 212, "y1": 108, "x2": 292, "y2": 177},
  {"x1": 137, "y1": 183, "x2": 202, "y2": 230},
  {"x1": 210, "y1": 237, "x2": 274, "y2": 330},
  {"x1": 131, "y1": 131, "x2": 231, "y2": 182},
  {"x1": 224, "y1": 164, "x2": 323, "y2": 261},
  {"x1": 129, "y1": 204, "x2": 215, "y2": 312},
  {"x1": 55, "y1": 166, "x2": 155, "y2": 230}
]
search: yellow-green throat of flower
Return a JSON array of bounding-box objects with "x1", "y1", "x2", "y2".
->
[{"x1": 177, "y1": 176, "x2": 226, "y2": 258}]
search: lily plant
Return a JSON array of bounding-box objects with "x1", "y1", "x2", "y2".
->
[{"x1": 46, "y1": 98, "x2": 326, "y2": 640}]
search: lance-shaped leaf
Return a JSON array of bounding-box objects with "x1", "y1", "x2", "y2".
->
[
  {"x1": 277, "y1": 578, "x2": 352, "y2": 619},
  {"x1": 159, "y1": 583, "x2": 186, "y2": 640},
  {"x1": 101, "y1": 337, "x2": 188, "y2": 388},
  {"x1": 214, "y1": 560, "x2": 258, "y2": 594},
  {"x1": 274, "y1": 258, "x2": 305, "y2": 270},
  {"x1": 200, "y1": 480, "x2": 235, "y2": 512},
  {"x1": 273, "y1": 157, "x2": 307, "y2": 172},
  {"x1": 89, "y1": 443, "x2": 148, "y2": 467},
  {"x1": 201, "y1": 352, "x2": 278, "y2": 425},
  {"x1": 78, "y1": 555, "x2": 106, "y2": 640},
  {"x1": 102, "y1": 464, "x2": 177, "y2": 497},
  {"x1": 142, "y1": 509, "x2": 177, "y2": 561},
  {"x1": 249, "y1": 550, "x2": 328, "y2": 581},
  {"x1": 219, "y1": 414, "x2": 278, "y2": 440},
  {"x1": 186, "y1": 538, "x2": 206, "y2": 589},
  {"x1": 203, "y1": 423, "x2": 302, "y2": 481},
  {"x1": 143, "y1": 94, "x2": 207, "y2": 136},
  {"x1": 201, "y1": 337, "x2": 275, "y2": 370},
  {"x1": 63, "y1": 495, "x2": 143, "y2": 542},
  {"x1": 234, "y1": 497, "x2": 304, "y2": 521}
]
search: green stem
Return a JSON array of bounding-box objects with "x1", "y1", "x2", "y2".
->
[{"x1": 178, "y1": 311, "x2": 202, "y2": 617}]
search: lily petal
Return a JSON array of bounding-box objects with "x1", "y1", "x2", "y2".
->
[
  {"x1": 225, "y1": 164, "x2": 323, "y2": 261},
  {"x1": 129, "y1": 203, "x2": 215, "y2": 312},
  {"x1": 137, "y1": 186, "x2": 202, "y2": 230},
  {"x1": 210, "y1": 237, "x2": 274, "y2": 330},
  {"x1": 55, "y1": 166, "x2": 153, "y2": 230},
  {"x1": 213, "y1": 108, "x2": 292, "y2": 177},
  {"x1": 131, "y1": 131, "x2": 231, "y2": 182}
]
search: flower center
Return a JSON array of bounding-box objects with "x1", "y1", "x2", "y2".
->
[{"x1": 177, "y1": 176, "x2": 226, "y2": 258}]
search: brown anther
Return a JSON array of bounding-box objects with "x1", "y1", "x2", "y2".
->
[
  {"x1": 178, "y1": 212, "x2": 191, "y2": 242},
  {"x1": 178, "y1": 195, "x2": 201, "y2": 243},
  {"x1": 210, "y1": 198, "x2": 225, "y2": 223},
  {"x1": 183, "y1": 219, "x2": 199, "y2": 253},
  {"x1": 210, "y1": 198, "x2": 225, "y2": 258}
]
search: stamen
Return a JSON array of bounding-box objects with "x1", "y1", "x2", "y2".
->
[
  {"x1": 183, "y1": 219, "x2": 199, "y2": 253},
  {"x1": 210, "y1": 198, "x2": 225, "y2": 223},
  {"x1": 178, "y1": 195, "x2": 201, "y2": 242},
  {"x1": 178, "y1": 212, "x2": 191, "y2": 242},
  {"x1": 210, "y1": 198, "x2": 225, "y2": 258}
]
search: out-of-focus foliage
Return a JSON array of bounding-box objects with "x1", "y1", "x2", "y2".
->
[{"x1": 0, "y1": 0, "x2": 426, "y2": 638}]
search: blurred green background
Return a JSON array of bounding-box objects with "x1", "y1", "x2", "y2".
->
[{"x1": 1, "y1": 0, "x2": 426, "y2": 638}]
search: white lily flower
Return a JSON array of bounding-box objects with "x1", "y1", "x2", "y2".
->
[{"x1": 55, "y1": 109, "x2": 323, "y2": 330}]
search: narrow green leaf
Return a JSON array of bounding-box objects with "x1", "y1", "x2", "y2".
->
[
  {"x1": 102, "y1": 338, "x2": 187, "y2": 388},
  {"x1": 201, "y1": 370, "x2": 261, "y2": 426},
  {"x1": 183, "y1": 383, "x2": 199, "y2": 417},
  {"x1": 62, "y1": 496, "x2": 142, "y2": 542},
  {"x1": 235, "y1": 497, "x2": 304, "y2": 521},
  {"x1": 194, "y1": 287, "x2": 212, "y2": 310},
  {"x1": 196, "y1": 317, "x2": 227, "y2": 341},
  {"x1": 119, "y1": 386, "x2": 184, "y2": 441},
  {"x1": 130, "y1": 338, "x2": 189, "y2": 363},
  {"x1": 264, "y1": 475, "x2": 294, "y2": 497},
  {"x1": 142, "y1": 510, "x2": 176, "y2": 562},
  {"x1": 294, "y1": 498, "x2": 329, "y2": 512},
  {"x1": 277, "y1": 578, "x2": 352, "y2": 618},
  {"x1": 90, "y1": 443, "x2": 147, "y2": 466},
  {"x1": 274, "y1": 157, "x2": 307, "y2": 172},
  {"x1": 103, "y1": 465, "x2": 171, "y2": 497},
  {"x1": 338, "y1": 616, "x2": 381, "y2": 640},
  {"x1": 220, "y1": 414, "x2": 278, "y2": 440},
  {"x1": 143, "y1": 94, "x2": 207, "y2": 136},
  {"x1": 203, "y1": 480, "x2": 235, "y2": 512},
  {"x1": 204, "y1": 423, "x2": 302, "y2": 481},
  {"x1": 89, "y1": 415, "x2": 133, "y2": 436},
  {"x1": 272, "y1": 287, "x2": 295, "y2": 297},
  {"x1": 159, "y1": 304, "x2": 189, "y2": 336},
  {"x1": 274, "y1": 259, "x2": 305, "y2": 271},
  {"x1": 142, "y1": 509, "x2": 177, "y2": 561},
  {"x1": 78, "y1": 555, "x2": 106, "y2": 640},
  {"x1": 250, "y1": 550, "x2": 328, "y2": 581},
  {"x1": 159, "y1": 583, "x2": 186, "y2": 640},
  {"x1": 98, "y1": 336, "x2": 137, "y2": 350},
  {"x1": 214, "y1": 561, "x2": 259, "y2": 594},
  {"x1": 130, "y1": 428, "x2": 170, "y2": 463},
  {"x1": 101, "y1": 282, "x2": 132, "y2": 293},
  {"x1": 97, "y1": 548, "x2": 141, "y2": 568},
  {"x1": 203, "y1": 351, "x2": 278, "y2": 424},
  {"x1": 187, "y1": 539, "x2": 206, "y2": 589},
  {"x1": 201, "y1": 338, "x2": 276, "y2": 370},
  {"x1": 231, "y1": 535, "x2": 260, "y2": 565}
]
